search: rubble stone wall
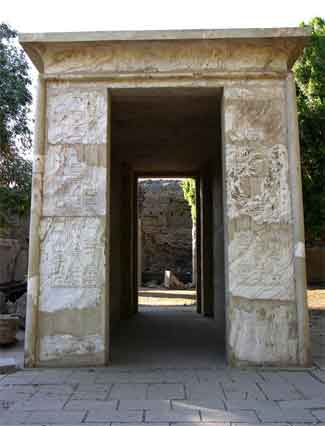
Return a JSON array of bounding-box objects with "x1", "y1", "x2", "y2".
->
[{"x1": 138, "y1": 180, "x2": 192, "y2": 284}]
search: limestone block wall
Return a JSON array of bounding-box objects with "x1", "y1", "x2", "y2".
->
[
  {"x1": 138, "y1": 179, "x2": 192, "y2": 284},
  {"x1": 26, "y1": 82, "x2": 109, "y2": 366},
  {"x1": 223, "y1": 80, "x2": 308, "y2": 366}
]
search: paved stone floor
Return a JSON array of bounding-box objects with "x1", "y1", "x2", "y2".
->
[
  {"x1": 0, "y1": 306, "x2": 325, "y2": 425},
  {"x1": 0, "y1": 329, "x2": 25, "y2": 369},
  {"x1": 1, "y1": 364, "x2": 325, "y2": 425},
  {"x1": 111, "y1": 307, "x2": 225, "y2": 368},
  {"x1": 310, "y1": 310, "x2": 325, "y2": 368}
]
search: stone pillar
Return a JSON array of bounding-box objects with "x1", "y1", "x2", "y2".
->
[
  {"x1": 26, "y1": 83, "x2": 110, "y2": 367},
  {"x1": 192, "y1": 222, "x2": 197, "y2": 289},
  {"x1": 222, "y1": 81, "x2": 309, "y2": 366},
  {"x1": 121, "y1": 164, "x2": 133, "y2": 318},
  {"x1": 138, "y1": 218, "x2": 143, "y2": 287},
  {"x1": 25, "y1": 77, "x2": 46, "y2": 367},
  {"x1": 211, "y1": 156, "x2": 225, "y2": 341},
  {"x1": 196, "y1": 179, "x2": 201, "y2": 314},
  {"x1": 286, "y1": 73, "x2": 310, "y2": 366},
  {"x1": 200, "y1": 174, "x2": 213, "y2": 316}
]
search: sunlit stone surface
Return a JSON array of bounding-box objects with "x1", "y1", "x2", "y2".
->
[{"x1": 20, "y1": 28, "x2": 310, "y2": 367}]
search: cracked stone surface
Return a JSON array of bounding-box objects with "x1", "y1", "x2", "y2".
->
[
  {"x1": 1, "y1": 307, "x2": 324, "y2": 424},
  {"x1": 0, "y1": 366, "x2": 324, "y2": 425}
]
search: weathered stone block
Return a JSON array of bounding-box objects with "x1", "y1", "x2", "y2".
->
[
  {"x1": 223, "y1": 84, "x2": 296, "y2": 312},
  {"x1": 42, "y1": 144, "x2": 106, "y2": 216},
  {"x1": 47, "y1": 86, "x2": 107, "y2": 145},
  {"x1": 39, "y1": 217, "x2": 105, "y2": 310},
  {"x1": 39, "y1": 333, "x2": 105, "y2": 362},
  {"x1": 229, "y1": 298, "x2": 298, "y2": 365},
  {"x1": 228, "y1": 223, "x2": 294, "y2": 300}
]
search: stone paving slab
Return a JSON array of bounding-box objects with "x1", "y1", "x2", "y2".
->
[
  {"x1": 200, "y1": 408, "x2": 259, "y2": 422},
  {"x1": 256, "y1": 408, "x2": 318, "y2": 423},
  {"x1": 225, "y1": 400, "x2": 278, "y2": 410},
  {"x1": 312, "y1": 409, "x2": 325, "y2": 422},
  {"x1": 173, "y1": 423, "x2": 231, "y2": 426},
  {"x1": 172, "y1": 399, "x2": 226, "y2": 410},
  {"x1": 95, "y1": 371, "x2": 163, "y2": 384},
  {"x1": 148, "y1": 383, "x2": 185, "y2": 399},
  {"x1": 0, "y1": 372, "x2": 36, "y2": 385},
  {"x1": 279, "y1": 371, "x2": 325, "y2": 398},
  {"x1": 0, "y1": 388, "x2": 35, "y2": 401},
  {"x1": 64, "y1": 399, "x2": 118, "y2": 410},
  {"x1": 109, "y1": 383, "x2": 148, "y2": 399},
  {"x1": 119, "y1": 399, "x2": 171, "y2": 409},
  {"x1": 113, "y1": 424, "x2": 167, "y2": 426},
  {"x1": 279, "y1": 399, "x2": 325, "y2": 409},
  {"x1": 232, "y1": 423, "x2": 290, "y2": 426},
  {"x1": 312, "y1": 369, "x2": 325, "y2": 383},
  {"x1": 31, "y1": 371, "x2": 74, "y2": 385},
  {"x1": 223, "y1": 391, "x2": 247, "y2": 400},
  {"x1": 256, "y1": 382, "x2": 303, "y2": 400},
  {"x1": 70, "y1": 390, "x2": 109, "y2": 400},
  {"x1": 27, "y1": 409, "x2": 87, "y2": 424},
  {"x1": 9, "y1": 396, "x2": 68, "y2": 411},
  {"x1": 86, "y1": 408, "x2": 143, "y2": 422},
  {"x1": 1, "y1": 367, "x2": 325, "y2": 424},
  {"x1": 163, "y1": 370, "x2": 200, "y2": 383},
  {"x1": 0, "y1": 409, "x2": 30, "y2": 424},
  {"x1": 145, "y1": 407, "x2": 201, "y2": 422},
  {"x1": 185, "y1": 382, "x2": 225, "y2": 400},
  {"x1": 33, "y1": 384, "x2": 76, "y2": 395},
  {"x1": 75, "y1": 383, "x2": 112, "y2": 392}
]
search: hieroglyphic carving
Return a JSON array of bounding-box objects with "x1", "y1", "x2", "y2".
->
[
  {"x1": 40, "y1": 334, "x2": 104, "y2": 361},
  {"x1": 228, "y1": 223, "x2": 294, "y2": 300},
  {"x1": 226, "y1": 143, "x2": 291, "y2": 224},
  {"x1": 42, "y1": 145, "x2": 106, "y2": 216},
  {"x1": 42, "y1": 39, "x2": 291, "y2": 75},
  {"x1": 39, "y1": 217, "x2": 105, "y2": 289},
  {"x1": 47, "y1": 87, "x2": 107, "y2": 145},
  {"x1": 224, "y1": 84, "x2": 295, "y2": 301},
  {"x1": 229, "y1": 298, "x2": 298, "y2": 364}
]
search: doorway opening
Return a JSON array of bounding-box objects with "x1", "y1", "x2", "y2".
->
[
  {"x1": 109, "y1": 88, "x2": 225, "y2": 367},
  {"x1": 137, "y1": 177, "x2": 196, "y2": 309}
]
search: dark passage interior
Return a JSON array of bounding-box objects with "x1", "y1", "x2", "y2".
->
[{"x1": 109, "y1": 88, "x2": 226, "y2": 366}]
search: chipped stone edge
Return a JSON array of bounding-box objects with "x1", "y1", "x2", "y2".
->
[
  {"x1": 25, "y1": 76, "x2": 46, "y2": 367},
  {"x1": 220, "y1": 90, "x2": 231, "y2": 365},
  {"x1": 294, "y1": 242, "x2": 306, "y2": 258},
  {"x1": 286, "y1": 72, "x2": 311, "y2": 366}
]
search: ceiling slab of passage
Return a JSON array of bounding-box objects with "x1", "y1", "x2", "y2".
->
[{"x1": 111, "y1": 88, "x2": 222, "y2": 173}]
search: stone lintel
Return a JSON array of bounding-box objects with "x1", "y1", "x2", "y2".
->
[
  {"x1": 19, "y1": 27, "x2": 311, "y2": 75},
  {"x1": 19, "y1": 27, "x2": 311, "y2": 43}
]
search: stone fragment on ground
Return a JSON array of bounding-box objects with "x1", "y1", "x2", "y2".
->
[
  {"x1": 164, "y1": 270, "x2": 186, "y2": 289},
  {"x1": 0, "y1": 357, "x2": 17, "y2": 374}
]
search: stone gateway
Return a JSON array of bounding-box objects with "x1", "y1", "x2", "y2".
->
[{"x1": 20, "y1": 27, "x2": 311, "y2": 367}]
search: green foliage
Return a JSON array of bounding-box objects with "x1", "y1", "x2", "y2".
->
[
  {"x1": 0, "y1": 156, "x2": 32, "y2": 223},
  {"x1": 0, "y1": 23, "x2": 32, "y2": 224},
  {"x1": 180, "y1": 178, "x2": 196, "y2": 223},
  {"x1": 294, "y1": 17, "x2": 325, "y2": 240}
]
